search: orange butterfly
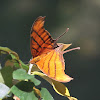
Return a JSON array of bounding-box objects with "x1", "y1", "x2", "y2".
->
[{"x1": 30, "y1": 16, "x2": 80, "y2": 82}]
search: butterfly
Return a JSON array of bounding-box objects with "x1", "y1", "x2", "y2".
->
[{"x1": 30, "y1": 16, "x2": 80, "y2": 82}]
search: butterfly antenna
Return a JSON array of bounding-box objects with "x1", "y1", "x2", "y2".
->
[
  {"x1": 55, "y1": 28, "x2": 69, "y2": 42},
  {"x1": 63, "y1": 47, "x2": 80, "y2": 54}
]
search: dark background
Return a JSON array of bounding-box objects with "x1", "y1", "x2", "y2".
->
[{"x1": 0, "y1": 0, "x2": 99, "y2": 100}]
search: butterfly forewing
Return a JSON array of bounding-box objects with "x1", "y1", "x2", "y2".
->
[{"x1": 30, "y1": 16, "x2": 57, "y2": 58}]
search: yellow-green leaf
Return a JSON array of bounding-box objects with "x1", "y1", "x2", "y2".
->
[
  {"x1": 52, "y1": 80, "x2": 70, "y2": 97},
  {"x1": 0, "y1": 46, "x2": 19, "y2": 60},
  {"x1": 33, "y1": 87, "x2": 41, "y2": 98},
  {"x1": 31, "y1": 71, "x2": 77, "y2": 100},
  {"x1": 67, "y1": 96, "x2": 78, "y2": 100}
]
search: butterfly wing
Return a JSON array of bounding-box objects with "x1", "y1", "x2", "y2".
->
[
  {"x1": 36, "y1": 45, "x2": 73, "y2": 82},
  {"x1": 30, "y1": 16, "x2": 57, "y2": 58}
]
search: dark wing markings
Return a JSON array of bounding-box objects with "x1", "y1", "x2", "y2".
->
[
  {"x1": 47, "y1": 51, "x2": 55, "y2": 75},
  {"x1": 31, "y1": 36, "x2": 42, "y2": 48},
  {"x1": 54, "y1": 52, "x2": 57, "y2": 78}
]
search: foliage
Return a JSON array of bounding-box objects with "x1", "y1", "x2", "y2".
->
[{"x1": 0, "y1": 46, "x2": 77, "y2": 100}]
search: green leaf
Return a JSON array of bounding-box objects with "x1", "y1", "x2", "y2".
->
[
  {"x1": 0, "y1": 46, "x2": 19, "y2": 60},
  {"x1": 10, "y1": 54, "x2": 18, "y2": 60},
  {"x1": 0, "y1": 72, "x2": 4, "y2": 83},
  {"x1": 15, "y1": 81, "x2": 34, "y2": 92},
  {"x1": 19, "y1": 60, "x2": 29, "y2": 70},
  {"x1": 13, "y1": 69, "x2": 41, "y2": 86},
  {"x1": 11, "y1": 85, "x2": 38, "y2": 100},
  {"x1": 14, "y1": 61, "x2": 20, "y2": 68},
  {"x1": 52, "y1": 80, "x2": 70, "y2": 97},
  {"x1": 0, "y1": 83, "x2": 10, "y2": 99},
  {"x1": 13, "y1": 60, "x2": 29, "y2": 70},
  {"x1": 5, "y1": 60, "x2": 14, "y2": 68},
  {"x1": 41, "y1": 88, "x2": 54, "y2": 100},
  {"x1": 13, "y1": 69, "x2": 32, "y2": 80},
  {"x1": 0, "y1": 66, "x2": 13, "y2": 87},
  {"x1": 30, "y1": 78, "x2": 41, "y2": 86},
  {"x1": 0, "y1": 64, "x2": 2, "y2": 70}
]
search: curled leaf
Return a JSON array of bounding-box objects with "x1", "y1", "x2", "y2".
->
[
  {"x1": 67, "y1": 96, "x2": 78, "y2": 100},
  {"x1": 33, "y1": 87, "x2": 41, "y2": 99},
  {"x1": 0, "y1": 46, "x2": 19, "y2": 60},
  {"x1": 31, "y1": 71, "x2": 77, "y2": 100},
  {"x1": 52, "y1": 80, "x2": 70, "y2": 97}
]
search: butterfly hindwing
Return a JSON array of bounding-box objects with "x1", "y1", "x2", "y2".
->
[{"x1": 36, "y1": 46, "x2": 73, "y2": 82}]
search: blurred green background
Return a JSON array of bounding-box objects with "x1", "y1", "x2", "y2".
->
[{"x1": 0, "y1": 0, "x2": 99, "y2": 100}]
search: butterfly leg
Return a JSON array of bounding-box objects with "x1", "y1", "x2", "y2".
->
[
  {"x1": 28, "y1": 56, "x2": 41, "y2": 74},
  {"x1": 28, "y1": 63, "x2": 33, "y2": 74}
]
